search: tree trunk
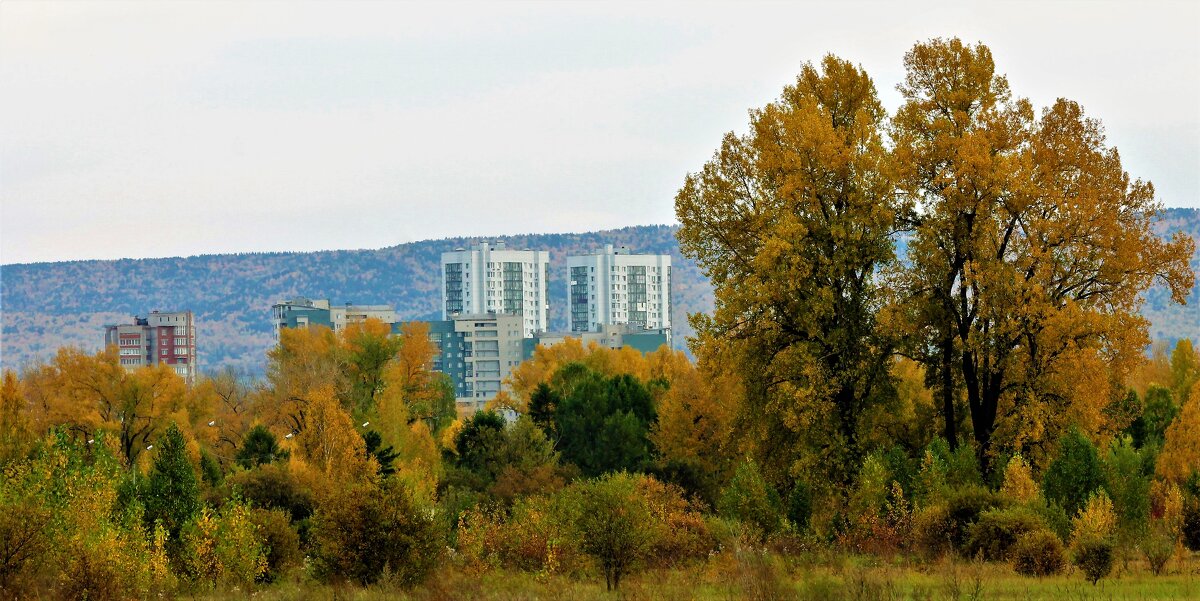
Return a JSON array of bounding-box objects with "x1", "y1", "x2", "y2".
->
[{"x1": 940, "y1": 335, "x2": 957, "y2": 449}]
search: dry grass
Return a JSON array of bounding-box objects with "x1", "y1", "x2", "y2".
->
[{"x1": 202, "y1": 550, "x2": 1200, "y2": 601}]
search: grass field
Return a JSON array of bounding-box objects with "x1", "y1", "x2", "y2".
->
[{"x1": 214, "y1": 550, "x2": 1200, "y2": 601}]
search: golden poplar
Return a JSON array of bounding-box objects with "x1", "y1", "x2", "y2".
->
[{"x1": 675, "y1": 54, "x2": 898, "y2": 487}]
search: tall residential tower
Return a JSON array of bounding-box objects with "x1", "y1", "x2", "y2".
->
[
  {"x1": 567, "y1": 245, "x2": 671, "y2": 338},
  {"x1": 441, "y1": 241, "x2": 550, "y2": 338}
]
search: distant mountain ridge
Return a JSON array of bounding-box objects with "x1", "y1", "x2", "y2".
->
[{"x1": 3, "y1": 211, "x2": 1198, "y2": 373}]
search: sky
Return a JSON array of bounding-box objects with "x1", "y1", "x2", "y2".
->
[{"x1": 1, "y1": 1, "x2": 1197, "y2": 265}]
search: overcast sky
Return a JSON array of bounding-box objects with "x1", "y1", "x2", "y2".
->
[{"x1": 2, "y1": 1, "x2": 1197, "y2": 264}]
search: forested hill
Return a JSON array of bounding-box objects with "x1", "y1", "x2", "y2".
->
[
  {"x1": 3, "y1": 210, "x2": 1199, "y2": 373},
  {"x1": 0, "y1": 225, "x2": 713, "y2": 372}
]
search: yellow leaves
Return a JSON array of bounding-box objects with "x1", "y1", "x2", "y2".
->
[
  {"x1": 650, "y1": 351, "x2": 736, "y2": 479},
  {"x1": 296, "y1": 385, "x2": 374, "y2": 482},
  {"x1": 1156, "y1": 380, "x2": 1200, "y2": 484},
  {"x1": 1072, "y1": 490, "x2": 1117, "y2": 546},
  {"x1": 507, "y1": 339, "x2": 654, "y2": 410},
  {"x1": 1000, "y1": 455, "x2": 1039, "y2": 503},
  {"x1": 181, "y1": 502, "x2": 268, "y2": 587}
]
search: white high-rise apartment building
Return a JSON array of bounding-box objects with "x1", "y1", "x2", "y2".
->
[
  {"x1": 441, "y1": 241, "x2": 550, "y2": 338},
  {"x1": 567, "y1": 245, "x2": 671, "y2": 336}
]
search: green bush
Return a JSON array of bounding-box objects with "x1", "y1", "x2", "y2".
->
[
  {"x1": 1101, "y1": 436, "x2": 1150, "y2": 547},
  {"x1": 311, "y1": 478, "x2": 444, "y2": 587},
  {"x1": 1031, "y1": 499, "x2": 1073, "y2": 542},
  {"x1": 143, "y1": 424, "x2": 200, "y2": 542},
  {"x1": 1043, "y1": 427, "x2": 1104, "y2": 517},
  {"x1": 787, "y1": 480, "x2": 812, "y2": 532},
  {"x1": 574, "y1": 472, "x2": 654, "y2": 591},
  {"x1": 964, "y1": 506, "x2": 1046, "y2": 561},
  {"x1": 944, "y1": 486, "x2": 1005, "y2": 551},
  {"x1": 248, "y1": 508, "x2": 301, "y2": 583},
  {"x1": 1073, "y1": 538, "x2": 1114, "y2": 585},
  {"x1": 911, "y1": 504, "x2": 954, "y2": 559},
  {"x1": 236, "y1": 425, "x2": 289, "y2": 469},
  {"x1": 1142, "y1": 527, "x2": 1174, "y2": 575},
  {"x1": 1011, "y1": 530, "x2": 1066, "y2": 576},
  {"x1": 717, "y1": 459, "x2": 783, "y2": 539},
  {"x1": 224, "y1": 463, "x2": 316, "y2": 525}
]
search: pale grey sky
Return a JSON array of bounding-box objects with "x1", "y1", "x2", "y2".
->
[{"x1": 2, "y1": 0, "x2": 1197, "y2": 264}]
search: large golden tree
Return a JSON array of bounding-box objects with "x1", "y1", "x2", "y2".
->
[
  {"x1": 676, "y1": 55, "x2": 899, "y2": 488},
  {"x1": 893, "y1": 38, "x2": 1195, "y2": 468}
]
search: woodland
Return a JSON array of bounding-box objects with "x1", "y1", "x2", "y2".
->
[{"x1": 2, "y1": 38, "x2": 1200, "y2": 600}]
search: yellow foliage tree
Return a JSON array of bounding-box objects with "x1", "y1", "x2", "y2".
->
[
  {"x1": 650, "y1": 348, "x2": 737, "y2": 488},
  {"x1": 19, "y1": 347, "x2": 195, "y2": 466},
  {"x1": 999, "y1": 454, "x2": 1039, "y2": 503},
  {"x1": 894, "y1": 38, "x2": 1195, "y2": 471},
  {"x1": 1157, "y1": 380, "x2": 1200, "y2": 484},
  {"x1": 0, "y1": 370, "x2": 33, "y2": 465},
  {"x1": 296, "y1": 385, "x2": 374, "y2": 482}
]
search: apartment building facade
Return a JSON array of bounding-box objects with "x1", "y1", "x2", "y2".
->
[
  {"x1": 407, "y1": 313, "x2": 526, "y2": 415},
  {"x1": 103, "y1": 310, "x2": 197, "y2": 383},
  {"x1": 567, "y1": 245, "x2": 671, "y2": 339},
  {"x1": 271, "y1": 297, "x2": 397, "y2": 339},
  {"x1": 441, "y1": 242, "x2": 550, "y2": 339}
]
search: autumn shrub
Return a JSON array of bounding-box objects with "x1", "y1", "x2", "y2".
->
[
  {"x1": 179, "y1": 500, "x2": 267, "y2": 588},
  {"x1": 0, "y1": 498, "x2": 52, "y2": 592},
  {"x1": 999, "y1": 455, "x2": 1039, "y2": 503},
  {"x1": 248, "y1": 507, "x2": 301, "y2": 583},
  {"x1": 454, "y1": 492, "x2": 587, "y2": 576},
  {"x1": 1011, "y1": 530, "x2": 1066, "y2": 576},
  {"x1": 59, "y1": 510, "x2": 172, "y2": 601},
  {"x1": 1, "y1": 431, "x2": 160, "y2": 598},
  {"x1": 911, "y1": 503, "x2": 954, "y2": 559},
  {"x1": 717, "y1": 459, "x2": 783, "y2": 539},
  {"x1": 311, "y1": 478, "x2": 443, "y2": 587},
  {"x1": 504, "y1": 494, "x2": 584, "y2": 573},
  {"x1": 1071, "y1": 490, "x2": 1117, "y2": 544},
  {"x1": 1073, "y1": 539, "x2": 1114, "y2": 584},
  {"x1": 1071, "y1": 491, "x2": 1117, "y2": 585},
  {"x1": 60, "y1": 533, "x2": 148, "y2": 601},
  {"x1": 1142, "y1": 526, "x2": 1175, "y2": 575},
  {"x1": 840, "y1": 481, "x2": 912, "y2": 556},
  {"x1": 638, "y1": 475, "x2": 717, "y2": 567},
  {"x1": 964, "y1": 505, "x2": 1046, "y2": 561},
  {"x1": 573, "y1": 472, "x2": 654, "y2": 591},
  {"x1": 224, "y1": 462, "x2": 316, "y2": 545}
]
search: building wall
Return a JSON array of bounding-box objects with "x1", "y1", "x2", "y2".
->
[
  {"x1": 400, "y1": 313, "x2": 525, "y2": 416},
  {"x1": 104, "y1": 310, "x2": 196, "y2": 383},
  {"x1": 567, "y1": 245, "x2": 671, "y2": 334},
  {"x1": 441, "y1": 242, "x2": 550, "y2": 339},
  {"x1": 271, "y1": 297, "x2": 395, "y2": 339}
]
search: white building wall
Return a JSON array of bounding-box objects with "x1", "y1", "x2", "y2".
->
[
  {"x1": 441, "y1": 242, "x2": 550, "y2": 338},
  {"x1": 567, "y1": 245, "x2": 671, "y2": 333},
  {"x1": 453, "y1": 313, "x2": 525, "y2": 414}
]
